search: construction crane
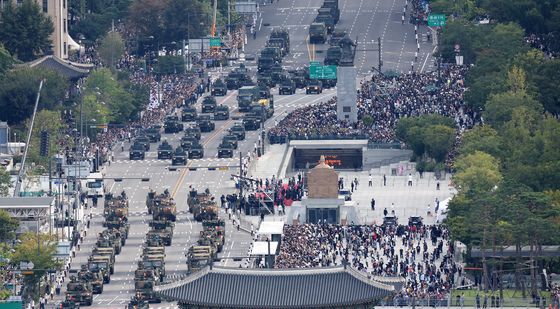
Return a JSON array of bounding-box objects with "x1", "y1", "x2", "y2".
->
[{"x1": 211, "y1": 0, "x2": 218, "y2": 37}]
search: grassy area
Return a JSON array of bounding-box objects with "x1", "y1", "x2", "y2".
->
[{"x1": 450, "y1": 289, "x2": 551, "y2": 307}]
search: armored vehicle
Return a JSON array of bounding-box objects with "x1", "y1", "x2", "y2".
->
[
  {"x1": 243, "y1": 114, "x2": 261, "y2": 131},
  {"x1": 180, "y1": 135, "x2": 197, "y2": 151},
  {"x1": 96, "y1": 232, "x2": 121, "y2": 255},
  {"x1": 318, "y1": 6, "x2": 340, "y2": 24},
  {"x1": 217, "y1": 142, "x2": 234, "y2": 158},
  {"x1": 257, "y1": 56, "x2": 275, "y2": 74},
  {"x1": 135, "y1": 135, "x2": 151, "y2": 151},
  {"x1": 229, "y1": 123, "x2": 246, "y2": 140},
  {"x1": 279, "y1": 78, "x2": 296, "y2": 95},
  {"x1": 201, "y1": 96, "x2": 217, "y2": 113},
  {"x1": 314, "y1": 14, "x2": 335, "y2": 34},
  {"x1": 157, "y1": 140, "x2": 173, "y2": 159},
  {"x1": 306, "y1": 80, "x2": 323, "y2": 94},
  {"x1": 188, "y1": 141, "x2": 204, "y2": 159},
  {"x1": 213, "y1": 104, "x2": 229, "y2": 120},
  {"x1": 149, "y1": 219, "x2": 175, "y2": 241},
  {"x1": 324, "y1": 46, "x2": 342, "y2": 66},
  {"x1": 60, "y1": 299, "x2": 79, "y2": 309},
  {"x1": 141, "y1": 257, "x2": 166, "y2": 279},
  {"x1": 181, "y1": 106, "x2": 197, "y2": 122},
  {"x1": 147, "y1": 228, "x2": 172, "y2": 246},
  {"x1": 222, "y1": 134, "x2": 239, "y2": 149},
  {"x1": 66, "y1": 277, "x2": 93, "y2": 306},
  {"x1": 266, "y1": 38, "x2": 288, "y2": 57},
  {"x1": 211, "y1": 78, "x2": 227, "y2": 96},
  {"x1": 197, "y1": 115, "x2": 215, "y2": 132},
  {"x1": 329, "y1": 27, "x2": 347, "y2": 46},
  {"x1": 184, "y1": 126, "x2": 201, "y2": 140},
  {"x1": 90, "y1": 254, "x2": 114, "y2": 275},
  {"x1": 237, "y1": 85, "x2": 260, "y2": 112},
  {"x1": 257, "y1": 74, "x2": 274, "y2": 88},
  {"x1": 269, "y1": 28, "x2": 290, "y2": 54},
  {"x1": 171, "y1": 146, "x2": 187, "y2": 166},
  {"x1": 144, "y1": 127, "x2": 161, "y2": 143},
  {"x1": 134, "y1": 279, "x2": 160, "y2": 303},
  {"x1": 193, "y1": 201, "x2": 219, "y2": 222},
  {"x1": 87, "y1": 259, "x2": 110, "y2": 283},
  {"x1": 309, "y1": 22, "x2": 327, "y2": 44},
  {"x1": 127, "y1": 296, "x2": 149, "y2": 309},
  {"x1": 248, "y1": 100, "x2": 274, "y2": 120},
  {"x1": 164, "y1": 116, "x2": 184, "y2": 133},
  {"x1": 77, "y1": 265, "x2": 103, "y2": 294},
  {"x1": 151, "y1": 197, "x2": 177, "y2": 221},
  {"x1": 187, "y1": 245, "x2": 215, "y2": 272},
  {"x1": 129, "y1": 142, "x2": 145, "y2": 160}
]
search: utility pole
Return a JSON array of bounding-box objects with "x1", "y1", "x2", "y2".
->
[
  {"x1": 239, "y1": 151, "x2": 243, "y2": 198},
  {"x1": 378, "y1": 37, "x2": 382, "y2": 74}
]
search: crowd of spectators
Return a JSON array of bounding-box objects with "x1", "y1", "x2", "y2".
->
[
  {"x1": 268, "y1": 66, "x2": 476, "y2": 147},
  {"x1": 276, "y1": 223, "x2": 459, "y2": 303},
  {"x1": 526, "y1": 33, "x2": 560, "y2": 59}
]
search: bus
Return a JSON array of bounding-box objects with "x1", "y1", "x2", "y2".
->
[{"x1": 86, "y1": 172, "x2": 104, "y2": 197}]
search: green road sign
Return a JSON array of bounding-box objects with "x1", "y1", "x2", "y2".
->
[
  {"x1": 310, "y1": 61, "x2": 321, "y2": 66},
  {"x1": 428, "y1": 14, "x2": 446, "y2": 27},
  {"x1": 309, "y1": 64, "x2": 337, "y2": 79},
  {"x1": 210, "y1": 37, "x2": 221, "y2": 47}
]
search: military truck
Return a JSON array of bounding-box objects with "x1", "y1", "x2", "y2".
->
[
  {"x1": 181, "y1": 106, "x2": 197, "y2": 122},
  {"x1": 92, "y1": 247, "x2": 116, "y2": 270},
  {"x1": 60, "y1": 299, "x2": 79, "y2": 309},
  {"x1": 90, "y1": 253, "x2": 115, "y2": 275},
  {"x1": 78, "y1": 265, "x2": 103, "y2": 294},
  {"x1": 187, "y1": 245, "x2": 215, "y2": 272},
  {"x1": 184, "y1": 125, "x2": 201, "y2": 140},
  {"x1": 164, "y1": 116, "x2": 184, "y2": 133},
  {"x1": 193, "y1": 201, "x2": 219, "y2": 222},
  {"x1": 129, "y1": 142, "x2": 145, "y2": 160},
  {"x1": 197, "y1": 115, "x2": 215, "y2": 132},
  {"x1": 248, "y1": 100, "x2": 274, "y2": 120},
  {"x1": 279, "y1": 78, "x2": 297, "y2": 95},
  {"x1": 66, "y1": 277, "x2": 93, "y2": 306},
  {"x1": 104, "y1": 215, "x2": 130, "y2": 244},
  {"x1": 188, "y1": 141, "x2": 204, "y2": 159},
  {"x1": 180, "y1": 135, "x2": 198, "y2": 151},
  {"x1": 217, "y1": 142, "x2": 234, "y2": 158},
  {"x1": 226, "y1": 68, "x2": 251, "y2": 90},
  {"x1": 314, "y1": 14, "x2": 335, "y2": 34},
  {"x1": 135, "y1": 135, "x2": 151, "y2": 151},
  {"x1": 201, "y1": 96, "x2": 217, "y2": 113},
  {"x1": 237, "y1": 86, "x2": 260, "y2": 112},
  {"x1": 306, "y1": 80, "x2": 323, "y2": 94},
  {"x1": 213, "y1": 104, "x2": 229, "y2": 120},
  {"x1": 222, "y1": 134, "x2": 239, "y2": 149},
  {"x1": 324, "y1": 46, "x2": 342, "y2": 66},
  {"x1": 266, "y1": 38, "x2": 288, "y2": 57},
  {"x1": 147, "y1": 228, "x2": 172, "y2": 246},
  {"x1": 229, "y1": 123, "x2": 246, "y2": 140},
  {"x1": 243, "y1": 114, "x2": 261, "y2": 131},
  {"x1": 144, "y1": 127, "x2": 161, "y2": 143},
  {"x1": 289, "y1": 69, "x2": 308, "y2": 89},
  {"x1": 134, "y1": 279, "x2": 160, "y2": 303},
  {"x1": 171, "y1": 146, "x2": 187, "y2": 166},
  {"x1": 257, "y1": 56, "x2": 275, "y2": 74},
  {"x1": 269, "y1": 28, "x2": 290, "y2": 54},
  {"x1": 157, "y1": 140, "x2": 173, "y2": 159},
  {"x1": 329, "y1": 27, "x2": 347, "y2": 46},
  {"x1": 127, "y1": 296, "x2": 149, "y2": 309},
  {"x1": 149, "y1": 219, "x2": 175, "y2": 240},
  {"x1": 211, "y1": 78, "x2": 227, "y2": 96},
  {"x1": 141, "y1": 256, "x2": 166, "y2": 279},
  {"x1": 257, "y1": 74, "x2": 275, "y2": 88},
  {"x1": 318, "y1": 6, "x2": 340, "y2": 24},
  {"x1": 87, "y1": 259, "x2": 110, "y2": 283},
  {"x1": 96, "y1": 231, "x2": 122, "y2": 255},
  {"x1": 309, "y1": 22, "x2": 327, "y2": 44},
  {"x1": 143, "y1": 245, "x2": 165, "y2": 257}
]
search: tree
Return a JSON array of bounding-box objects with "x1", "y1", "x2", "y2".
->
[
  {"x1": 0, "y1": 0, "x2": 54, "y2": 61},
  {"x1": 128, "y1": 0, "x2": 168, "y2": 41},
  {"x1": 459, "y1": 125, "x2": 501, "y2": 157},
  {"x1": 0, "y1": 209, "x2": 18, "y2": 242},
  {"x1": 423, "y1": 125, "x2": 456, "y2": 163},
  {"x1": 98, "y1": 31, "x2": 125, "y2": 70},
  {"x1": 395, "y1": 114, "x2": 455, "y2": 160},
  {"x1": 25, "y1": 110, "x2": 65, "y2": 168},
  {"x1": 483, "y1": 91, "x2": 542, "y2": 128},
  {"x1": 0, "y1": 67, "x2": 67, "y2": 125},
  {"x1": 0, "y1": 167, "x2": 12, "y2": 197},
  {"x1": 12, "y1": 232, "x2": 60, "y2": 300},
  {"x1": 0, "y1": 44, "x2": 15, "y2": 78}
]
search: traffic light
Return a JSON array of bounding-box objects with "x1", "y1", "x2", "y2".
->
[{"x1": 39, "y1": 130, "x2": 49, "y2": 157}]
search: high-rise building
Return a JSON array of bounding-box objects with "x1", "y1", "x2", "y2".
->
[{"x1": 1, "y1": 0, "x2": 80, "y2": 59}]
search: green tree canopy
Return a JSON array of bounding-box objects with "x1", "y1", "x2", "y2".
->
[
  {"x1": 424, "y1": 125, "x2": 456, "y2": 163},
  {"x1": 0, "y1": 67, "x2": 68, "y2": 125},
  {"x1": 98, "y1": 31, "x2": 125, "y2": 70},
  {"x1": 483, "y1": 91, "x2": 542, "y2": 128},
  {"x1": 395, "y1": 114, "x2": 455, "y2": 161},
  {"x1": 459, "y1": 125, "x2": 501, "y2": 157},
  {"x1": 0, "y1": 209, "x2": 18, "y2": 242},
  {"x1": 0, "y1": 0, "x2": 54, "y2": 61},
  {"x1": 25, "y1": 110, "x2": 65, "y2": 167}
]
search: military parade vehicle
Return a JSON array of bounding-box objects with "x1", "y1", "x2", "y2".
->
[
  {"x1": 144, "y1": 126, "x2": 161, "y2": 142},
  {"x1": 180, "y1": 135, "x2": 198, "y2": 151},
  {"x1": 248, "y1": 99, "x2": 274, "y2": 120},
  {"x1": 279, "y1": 78, "x2": 297, "y2": 95},
  {"x1": 228, "y1": 123, "x2": 246, "y2": 140},
  {"x1": 60, "y1": 299, "x2": 79, "y2": 309},
  {"x1": 211, "y1": 78, "x2": 227, "y2": 96},
  {"x1": 65, "y1": 277, "x2": 93, "y2": 306},
  {"x1": 127, "y1": 296, "x2": 149, "y2": 309},
  {"x1": 151, "y1": 196, "x2": 177, "y2": 222},
  {"x1": 243, "y1": 114, "x2": 261, "y2": 131},
  {"x1": 87, "y1": 259, "x2": 111, "y2": 283},
  {"x1": 314, "y1": 13, "x2": 335, "y2": 34},
  {"x1": 181, "y1": 106, "x2": 197, "y2": 122},
  {"x1": 329, "y1": 27, "x2": 347, "y2": 46},
  {"x1": 163, "y1": 115, "x2": 183, "y2": 133},
  {"x1": 141, "y1": 257, "x2": 166, "y2": 280},
  {"x1": 318, "y1": 6, "x2": 340, "y2": 24},
  {"x1": 309, "y1": 22, "x2": 327, "y2": 44},
  {"x1": 146, "y1": 190, "x2": 170, "y2": 215},
  {"x1": 201, "y1": 96, "x2": 217, "y2": 113},
  {"x1": 222, "y1": 134, "x2": 239, "y2": 149},
  {"x1": 324, "y1": 46, "x2": 342, "y2": 66},
  {"x1": 184, "y1": 125, "x2": 201, "y2": 140},
  {"x1": 237, "y1": 85, "x2": 260, "y2": 112},
  {"x1": 91, "y1": 247, "x2": 116, "y2": 273},
  {"x1": 148, "y1": 220, "x2": 174, "y2": 245},
  {"x1": 257, "y1": 74, "x2": 275, "y2": 88},
  {"x1": 269, "y1": 28, "x2": 290, "y2": 54},
  {"x1": 226, "y1": 67, "x2": 251, "y2": 90},
  {"x1": 134, "y1": 278, "x2": 160, "y2": 303},
  {"x1": 201, "y1": 220, "x2": 226, "y2": 253},
  {"x1": 193, "y1": 200, "x2": 219, "y2": 222},
  {"x1": 217, "y1": 141, "x2": 234, "y2": 158},
  {"x1": 257, "y1": 56, "x2": 275, "y2": 74},
  {"x1": 260, "y1": 46, "x2": 283, "y2": 63},
  {"x1": 96, "y1": 230, "x2": 122, "y2": 255},
  {"x1": 186, "y1": 245, "x2": 215, "y2": 273},
  {"x1": 197, "y1": 115, "x2": 215, "y2": 132},
  {"x1": 188, "y1": 141, "x2": 204, "y2": 159},
  {"x1": 129, "y1": 142, "x2": 145, "y2": 160},
  {"x1": 258, "y1": 84, "x2": 274, "y2": 103},
  {"x1": 213, "y1": 104, "x2": 229, "y2": 120},
  {"x1": 171, "y1": 146, "x2": 187, "y2": 166},
  {"x1": 157, "y1": 140, "x2": 173, "y2": 159},
  {"x1": 306, "y1": 80, "x2": 323, "y2": 94},
  {"x1": 77, "y1": 265, "x2": 104, "y2": 294},
  {"x1": 135, "y1": 135, "x2": 151, "y2": 151},
  {"x1": 266, "y1": 37, "x2": 288, "y2": 57}
]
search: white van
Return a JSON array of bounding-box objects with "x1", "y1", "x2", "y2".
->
[{"x1": 86, "y1": 172, "x2": 104, "y2": 197}]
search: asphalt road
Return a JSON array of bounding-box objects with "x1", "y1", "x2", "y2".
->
[{"x1": 52, "y1": 0, "x2": 436, "y2": 307}]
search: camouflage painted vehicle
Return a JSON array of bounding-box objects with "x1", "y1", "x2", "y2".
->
[
  {"x1": 152, "y1": 198, "x2": 177, "y2": 222},
  {"x1": 186, "y1": 245, "x2": 215, "y2": 273},
  {"x1": 77, "y1": 265, "x2": 103, "y2": 294},
  {"x1": 87, "y1": 259, "x2": 110, "y2": 283},
  {"x1": 134, "y1": 279, "x2": 160, "y2": 303},
  {"x1": 141, "y1": 256, "x2": 166, "y2": 281},
  {"x1": 146, "y1": 189, "x2": 171, "y2": 216},
  {"x1": 66, "y1": 276, "x2": 93, "y2": 306},
  {"x1": 127, "y1": 295, "x2": 149, "y2": 309},
  {"x1": 96, "y1": 230, "x2": 122, "y2": 254},
  {"x1": 193, "y1": 201, "x2": 219, "y2": 222}
]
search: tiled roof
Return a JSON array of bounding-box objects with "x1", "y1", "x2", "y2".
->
[
  {"x1": 24, "y1": 56, "x2": 92, "y2": 79},
  {"x1": 155, "y1": 266, "x2": 399, "y2": 308}
]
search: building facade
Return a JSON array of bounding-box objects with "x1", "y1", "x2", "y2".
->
[{"x1": 1, "y1": 0, "x2": 73, "y2": 59}]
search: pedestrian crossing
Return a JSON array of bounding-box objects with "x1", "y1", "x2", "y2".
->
[{"x1": 113, "y1": 157, "x2": 238, "y2": 165}]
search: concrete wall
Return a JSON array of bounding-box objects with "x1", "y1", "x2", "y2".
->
[{"x1": 336, "y1": 66, "x2": 357, "y2": 122}]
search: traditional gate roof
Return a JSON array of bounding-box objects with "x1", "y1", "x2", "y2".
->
[
  {"x1": 155, "y1": 266, "x2": 400, "y2": 308},
  {"x1": 25, "y1": 55, "x2": 92, "y2": 79}
]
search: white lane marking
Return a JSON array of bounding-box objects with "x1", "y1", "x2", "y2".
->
[{"x1": 421, "y1": 45, "x2": 437, "y2": 73}]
